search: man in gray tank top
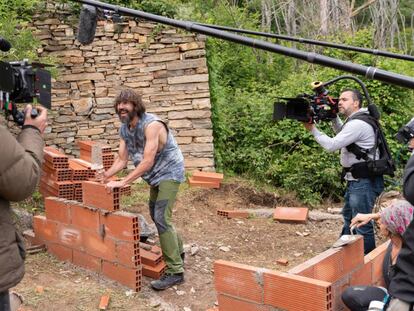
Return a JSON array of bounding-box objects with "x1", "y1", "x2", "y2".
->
[
  {"x1": 304, "y1": 89, "x2": 384, "y2": 254},
  {"x1": 103, "y1": 89, "x2": 185, "y2": 290}
]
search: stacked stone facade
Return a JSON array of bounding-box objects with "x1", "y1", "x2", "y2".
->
[{"x1": 29, "y1": 5, "x2": 214, "y2": 171}]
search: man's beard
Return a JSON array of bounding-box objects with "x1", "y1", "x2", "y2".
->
[{"x1": 118, "y1": 109, "x2": 136, "y2": 124}]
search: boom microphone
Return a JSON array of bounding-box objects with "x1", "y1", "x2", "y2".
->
[
  {"x1": 0, "y1": 36, "x2": 11, "y2": 52},
  {"x1": 77, "y1": 5, "x2": 98, "y2": 45}
]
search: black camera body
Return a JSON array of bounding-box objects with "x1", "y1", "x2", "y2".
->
[
  {"x1": 0, "y1": 59, "x2": 51, "y2": 125},
  {"x1": 273, "y1": 81, "x2": 339, "y2": 123},
  {"x1": 395, "y1": 118, "x2": 414, "y2": 145}
]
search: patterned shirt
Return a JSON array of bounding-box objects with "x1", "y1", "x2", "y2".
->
[{"x1": 120, "y1": 113, "x2": 185, "y2": 186}]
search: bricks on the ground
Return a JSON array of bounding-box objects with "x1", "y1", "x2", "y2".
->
[
  {"x1": 273, "y1": 207, "x2": 309, "y2": 223},
  {"x1": 140, "y1": 246, "x2": 163, "y2": 267},
  {"x1": 276, "y1": 258, "x2": 289, "y2": 266},
  {"x1": 188, "y1": 177, "x2": 220, "y2": 189},
  {"x1": 191, "y1": 171, "x2": 224, "y2": 183},
  {"x1": 98, "y1": 294, "x2": 110, "y2": 310},
  {"x1": 216, "y1": 209, "x2": 250, "y2": 219},
  {"x1": 142, "y1": 262, "x2": 166, "y2": 279},
  {"x1": 82, "y1": 181, "x2": 120, "y2": 211}
]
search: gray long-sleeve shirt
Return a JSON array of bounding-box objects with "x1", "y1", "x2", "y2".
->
[{"x1": 310, "y1": 109, "x2": 377, "y2": 173}]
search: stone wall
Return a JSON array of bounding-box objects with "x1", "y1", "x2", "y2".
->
[{"x1": 30, "y1": 4, "x2": 214, "y2": 171}]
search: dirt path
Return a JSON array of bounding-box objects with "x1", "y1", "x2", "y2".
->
[{"x1": 14, "y1": 182, "x2": 345, "y2": 311}]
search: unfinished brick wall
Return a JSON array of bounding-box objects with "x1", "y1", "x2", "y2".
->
[
  {"x1": 214, "y1": 236, "x2": 390, "y2": 311},
  {"x1": 33, "y1": 183, "x2": 142, "y2": 291}
]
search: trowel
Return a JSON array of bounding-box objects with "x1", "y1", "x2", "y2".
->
[{"x1": 332, "y1": 226, "x2": 358, "y2": 248}]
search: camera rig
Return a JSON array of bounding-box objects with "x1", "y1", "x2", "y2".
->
[
  {"x1": 0, "y1": 59, "x2": 51, "y2": 126},
  {"x1": 273, "y1": 75, "x2": 375, "y2": 124}
]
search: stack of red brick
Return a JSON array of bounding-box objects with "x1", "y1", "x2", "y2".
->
[
  {"x1": 40, "y1": 142, "x2": 131, "y2": 202},
  {"x1": 140, "y1": 243, "x2": 167, "y2": 279},
  {"x1": 214, "y1": 236, "x2": 390, "y2": 310},
  {"x1": 188, "y1": 171, "x2": 224, "y2": 189},
  {"x1": 32, "y1": 181, "x2": 142, "y2": 291}
]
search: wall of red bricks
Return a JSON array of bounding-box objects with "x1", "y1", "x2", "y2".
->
[
  {"x1": 214, "y1": 236, "x2": 390, "y2": 311},
  {"x1": 33, "y1": 192, "x2": 142, "y2": 291}
]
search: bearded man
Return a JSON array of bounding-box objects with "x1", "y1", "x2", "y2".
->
[{"x1": 103, "y1": 89, "x2": 185, "y2": 290}]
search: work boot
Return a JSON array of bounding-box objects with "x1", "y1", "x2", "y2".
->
[{"x1": 150, "y1": 273, "x2": 184, "y2": 290}]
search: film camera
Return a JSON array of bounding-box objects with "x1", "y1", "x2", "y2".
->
[
  {"x1": 273, "y1": 81, "x2": 339, "y2": 123},
  {"x1": 395, "y1": 117, "x2": 414, "y2": 145},
  {"x1": 0, "y1": 59, "x2": 51, "y2": 125}
]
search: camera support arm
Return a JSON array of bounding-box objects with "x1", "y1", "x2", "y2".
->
[
  {"x1": 323, "y1": 75, "x2": 373, "y2": 106},
  {"x1": 71, "y1": 0, "x2": 414, "y2": 89}
]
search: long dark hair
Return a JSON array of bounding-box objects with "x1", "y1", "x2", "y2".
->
[{"x1": 114, "y1": 89, "x2": 146, "y2": 117}]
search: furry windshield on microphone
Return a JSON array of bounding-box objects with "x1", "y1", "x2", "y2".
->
[
  {"x1": 77, "y1": 5, "x2": 98, "y2": 45},
  {"x1": 0, "y1": 36, "x2": 11, "y2": 52}
]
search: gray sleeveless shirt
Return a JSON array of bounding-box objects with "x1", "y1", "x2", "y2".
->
[{"x1": 120, "y1": 113, "x2": 185, "y2": 186}]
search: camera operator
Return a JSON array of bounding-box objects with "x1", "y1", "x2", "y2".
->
[
  {"x1": 386, "y1": 118, "x2": 414, "y2": 310},
  {"x1": 0, "y1": 104, "x2": 47, "y2": 311},
  {"x1": 303, "y1": 89, "x2": 384, "y2": 254}
]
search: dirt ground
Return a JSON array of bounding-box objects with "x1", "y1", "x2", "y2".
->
[{"x1": 14, "y1": 180, "x2": 350, "y2": 311}]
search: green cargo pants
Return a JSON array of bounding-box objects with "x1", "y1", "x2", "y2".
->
[{"x1": 149, "y1": 180, "x2": 184, "y2": 274}]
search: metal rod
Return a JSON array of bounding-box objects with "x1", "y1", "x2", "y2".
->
[
  {"x1": 196, "y1": 23, "x2": 414, "y2": 62},
  {"x1": 71, "y1": 0, "x2": 414, "y2": 89}
]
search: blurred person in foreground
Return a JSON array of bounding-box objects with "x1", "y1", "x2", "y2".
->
[{"x1": 0, "y1": 105, "x2": 47, "y2": 311}]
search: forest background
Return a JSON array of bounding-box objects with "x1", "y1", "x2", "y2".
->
[{"x1": 1, "y1": 0, "x2": 414, "y2": 206}]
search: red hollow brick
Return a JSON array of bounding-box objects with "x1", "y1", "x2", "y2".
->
[
  {"x1": 350, "y1": 260, "x2": 373, "y2": 286},
  {"x1": 191, "y1": 171, "x2": 224, "y2": 183},
  {"x1": 33, "y1": 215, "x2": 58, "y2": 243},
  {"x1": 44, "y1": 197, "x2": 71, "y2": 224},
  {"x1": 214, "y1": 260, "x2": 264, "y2": 303},
  {"x1": 70, "y1": 203, "x2": 100, "y2": 232},
  {"x1": 142, "y1": 262, "x2": 166, "y2": 279},
  {"x1": 140, "y1": 247, "x2": 163, "y2": 267},
  {"x1": 47, "y1": 243, "x2": 73, "y2": 262},
  {"x1": 273, "y1": 207, "x2": 309, "y2": 223},
  {"x1": 116, "y1": 241, "x2": 140, "y2": 268},
  {"x1": 217, "y1": 294, "x2": 271, "y2": 311},
  {"x1": 263, "y1": 270, "x2": 333, "y2": 311},
  {"x1": 102, "y1": 261, "x2": 141, "y2": 292},
  {"x1": 341, "y1": 235, "x2": 364, "y2": 274},
  {"x1": 188, "y1": 177, "x2": 220, "y2": 189},
  {"x1": 100, "y1": 211, "x2": 140, "y2": 241},
  {"x1": 82, "y1": 230, "x2": 117, "y2": 262},
  {"x1": 82, "y1": 181, "x2": 120, "y2": 211},
  {"x1": 72, "y1": 249, "x2": 102, "y2": 273},
  {"x1": 57, "y1": 224, "x2": 83, "y2": 250}
]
